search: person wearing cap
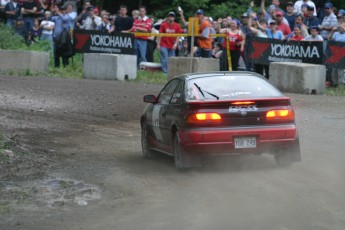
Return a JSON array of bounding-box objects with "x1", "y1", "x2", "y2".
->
[
  {"x1": 260, "y1": 0, "x2": 289, "y2": 26},
  {"x1": 302, "y1": 26, "x2": 323, "y2": 41},
  {"x1": 217, "y1": 19, "x2": 245, "y2": 71},
  {"x1": 304, "y1": 5, "x2": 320, "y2": 33},
  {"x1": 284, "y1": 1, "x2": 297, "y2": 31},
  {"x1": 319, "y1": 2, "x2": 338, "y2": 40},
  {"x1": 76, "y1": 6, "x2": 102, "y2": 30},
  {"x1": 337, "y1": 10, "x2": 345, "y2": 24},
  {"x1": 294, "y1": 0, "x2": 317, "y2": 16},
  {"x1": 257, "y1": 19, "x2": 284, "y2": 40},
  {"x1": 21, "y1": 0, "x2": 38, "y2": 41},
  {"x1": 156, "y1": 11, "x2": 183, "y2": 73},
  {"x1": 195, "y1": 9, "x2": 212, "y2": 58},
  {"x1": 4, "y1": 0, "x2": 21, "y2": 28},
  {"x1": 275, "y1": 10, "x2": 291, "y2": 38}
]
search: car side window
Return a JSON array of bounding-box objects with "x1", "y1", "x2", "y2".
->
[
  {"x1": 170, "y1": 81, "x2": 184, "y2": 104},
  {"x1": 157, "y1": 79, "x2": 180, "y2": 105}
]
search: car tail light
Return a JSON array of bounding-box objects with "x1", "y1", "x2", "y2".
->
[
  {"x1": 266, "y1": 109, "x2": 294, "y2": 121},
  {"x1": 187, "y1": 113, "x2": 222, "y2": 124},
  {"x1": 231, "y1": 101, "x2": 255, "y2": 105}
]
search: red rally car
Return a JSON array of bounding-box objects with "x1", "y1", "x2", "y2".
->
[{"x1": 141, "y1": 72, "x2": 301, "y2": 168}]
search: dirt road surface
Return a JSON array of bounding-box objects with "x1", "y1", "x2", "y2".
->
[{"x1": 0, "y1": 76, "x2": 345, "y2": 230}]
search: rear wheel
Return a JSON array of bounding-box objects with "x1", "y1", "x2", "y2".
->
[
  {"x1": 274, "y1": 139, "x2": 301, "y2": 167},
  {"x1": 141, "y1": 123, "x2": 154, "y2": 158},
  {"x1": 173, "y1": 133, "x2": 201, "y2": 169}
]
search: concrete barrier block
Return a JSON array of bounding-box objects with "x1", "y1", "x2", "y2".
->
[
  {"x1": 167, "y1": 57, "x2": 219, "y2": 80},
  {"x1": 269, "y1": 62, "x2": 326, "y2": 94},
  {"x1": 0, "y1": 50, "x2": 49, "y2": 74},
  {"x1": 83, "y1": 53, "x2": 137, "y2": 80}
]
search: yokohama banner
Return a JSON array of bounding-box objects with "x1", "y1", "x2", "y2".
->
[
  {"x1": 324, "y1": 41, "x2": 345, "y2": 69},
  {"x1": 73, "y1": 29, "x2": 134, "y2": 55},
  {"x1": 247, "y1": 37, "x2": 323, "y2": 65}
]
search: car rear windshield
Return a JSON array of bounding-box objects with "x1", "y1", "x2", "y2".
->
[{"x1": 186, "y1": 74, "x2": 283, "y2": 101}]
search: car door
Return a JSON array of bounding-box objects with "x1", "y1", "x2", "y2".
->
[
  {"x1": 152, "y1": 79, "x2": 180, "y2": 144},
  {"x1": 163, "y1": 80, "x2": 184, "y2": 147}
]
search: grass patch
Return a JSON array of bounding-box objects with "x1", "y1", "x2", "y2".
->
[
  {"x1": 48, "y1": 53, "x2": 83, "y2": 78},
  {"x1": 135, "y1": 70, "x2": 167, "y2": 84},
  {"x1": 325, "y1": 84, "x2": 345, "y2": 96}
]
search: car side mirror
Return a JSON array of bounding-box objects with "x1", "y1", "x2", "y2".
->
[{"x1": 143, "y1": 95, "x2": 157, "y2": 103}]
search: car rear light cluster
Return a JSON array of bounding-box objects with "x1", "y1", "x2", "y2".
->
[
  {"x1": 187, "y1": 113, "x2": 222, "y2": 124},
  {"x1": 266, "y1": 109, "x2": 295, "y2": 121}
]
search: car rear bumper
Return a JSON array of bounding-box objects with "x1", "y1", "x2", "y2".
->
[{"x1": 178, "y1": 124, "x2": 298, "y2": 155}]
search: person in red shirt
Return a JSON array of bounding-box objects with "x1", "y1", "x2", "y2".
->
[
  {"x1": 288, "y1": 25, "x2": 304, "y2": 41},
  {"x1": 156, "y1": 12, "x2": 182, "y2": 73},
  {"x1": 124, "y1": 6, "x2": 152, "y2": 65},
  {"x1": 276, "y1": 11, "x2": 291, "y2": 39}
]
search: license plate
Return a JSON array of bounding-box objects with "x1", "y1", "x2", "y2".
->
[{"x1": 234, "y1": 137, "x2": 257, "y2": 149}]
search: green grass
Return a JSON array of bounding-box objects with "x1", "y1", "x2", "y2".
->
[
  {"x1": 48, "y1": 53, "x2": 83, "y2": 78},
  {"x1": 135, "y1": 70, "x2": 167, "y2": 84},
  {"x1": 325, "y1": 84, "x2": 345, "y2": 96}
]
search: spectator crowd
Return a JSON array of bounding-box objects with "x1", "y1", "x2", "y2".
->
[{"x1": 0, "y1": 0, "x2": 344, "y2": 85}]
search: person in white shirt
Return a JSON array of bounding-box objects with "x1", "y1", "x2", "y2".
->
[
  {"x1": 302, "y1": 26, "x2": 323, "y2": 41},
  {"x1": 76, "y1": 6, "x2": 101, "y2": 30},
  {"x1": 294, "y1": 0, "x2": 317, "y2": 16},
  {"x1": 66, "y1": 3, "x2": 76, "y2": 30}
]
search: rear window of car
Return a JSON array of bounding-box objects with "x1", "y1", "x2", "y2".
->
[{"x1": 186, "y1": 74, "x2": 283, "y2": 101}]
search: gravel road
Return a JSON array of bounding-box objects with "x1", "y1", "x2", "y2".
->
[{"x1": 0, "y1": 76, "x2": 345, "y2": 230}]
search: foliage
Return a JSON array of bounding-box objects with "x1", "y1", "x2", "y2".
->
[
  {"x1": 325, "y1": 84, "x2": 345, "y2": 96},
  {"x1": 0, "y1": 23, "x2": 50, "y2": 52}
]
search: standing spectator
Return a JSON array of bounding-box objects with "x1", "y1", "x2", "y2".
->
[
  {"x1": 76, "y1": 6, "x2": 101, "y2": 30},
  {"x1": 276, "y1": 11, "x2": 291, "y2": 38},
  {"x1": 248, "y1": 14, "x2": 270, "y2": 79},
  {"x1": 125, "y1": 6, "x2": 152, "y2": 65},
  {"x1": 51, "y1": 4, "x2": 71, "y2": 67},
  {"x1": 294, "y1": 0, "x2": 317, "y2": 16},
  {"x1": 21, "y1": 0, "x2": 38, "y2": 40},
  {"x1": 64, "y1": 0, "x2": 78, "y2": 12},
  {"x1": 302, "y1": 26, "x2": 323, "y2": 41},
  {"x1": 28, "y1": 18, "x2": 42, "y2": 43},
  {"x1": 195, "y1": 9, "x2": 212, "y2": 58},
  {"x1": 304, "y1": 5, "x2": 320, "y2": 32},
  {"x1": 98, "y1": 12, "x2": 112, "y2": 33},
  {"x1": 4, "y1": 0, "x2": 21, "y2": 28},
  {"x1": 258, "y1": 19, "x2": 284, "y2": 40},
  {"x1": 288, "y1": 25, "x2": 305, "y2": 41},
  {"x1": 114, "y1": 5, "x2": 133, "y2": 32},
  {"x1": 131, "y1": 9, "x2": 139, "y2": 20},
  {"x1": 284, "y1": 1, "x2": 297, "y2": 31},
  {"x1": 146, "y1": 15, "x2": 156, "y2": 62},
  {"x1": 328, "y1": 22, "x2": 345, "y2": 41},
  {"x1": 295, "y1": 14, "x2": 309, "y2": 37},
  {"x1": 156, "y1": 11, "x2": 182, "y2": 73},
  {"x1": 76, "y1": 1, "x2": 90, "y2": 24},
  {"x1": 66, "y1": 2, "x2": 76, "y2": 30},
  {"x1": 217, "y1": 19, "x2": 244, "y2": 71},
  {"x1": 337, "y1": 10, "x2": 345, "y2": 24},
  {"x1": 40, "y1": 10, "x2": 54, "y2": 46},
  {"x1": 319, "y1": 2, "x2": 338, "y2": 40},
  {"x1": 0, "y1": 0, "x2": 10, "y2": 23}
]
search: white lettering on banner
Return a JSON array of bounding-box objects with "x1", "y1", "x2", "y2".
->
[
  {"x1": 270, "y1": 44, "x2": 320, "y2": 59},
  {"x1": 90, "y1": 35, "x2": 133, "y2": 48}
]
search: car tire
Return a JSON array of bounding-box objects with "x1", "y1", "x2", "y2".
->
[
  {"x1": 173, "y1": 133, "x2": 201, "y2": 169},
  {"x1": 141, "y1": 123, "x2": 154, "y2": 158},
  {"x1": 274, "y1": 138, "x2": 301, "y2": 167}
]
